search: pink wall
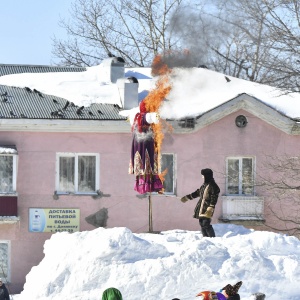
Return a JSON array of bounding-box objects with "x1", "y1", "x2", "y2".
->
[{"x1": 1, "y1": 109, "x2": 300, "y2": 293}]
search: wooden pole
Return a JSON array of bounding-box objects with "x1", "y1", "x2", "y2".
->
[{"x1": 148, "y1": 192, "x2": 153, "y2": 232}]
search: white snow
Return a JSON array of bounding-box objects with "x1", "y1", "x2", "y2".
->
[
  {"x1": 0, "y1": 65, "x2": 154, "y2": 109},
  {"x1": 161, "y1": 68, "x2": 300, "y2": 119},
  {"x1": 0, "y1": 147, "x2": 17, "y2": 154},
  {"x1": 11, "y1": 224, "x2": 300, "y2": 300},
  {"x1": 1, "y1": 64, "x2": 300, "y2": 120}
]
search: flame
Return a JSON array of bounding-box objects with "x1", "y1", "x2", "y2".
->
[
  {"x1": 144, "y1": 59, "x2": 172, "y2": 181},
  {"x1": 159, "y1": 167, "x2": 168, "y2": 183},
  {"x1": 151, "y1": 54, "x2": 169, "y2": 77}
]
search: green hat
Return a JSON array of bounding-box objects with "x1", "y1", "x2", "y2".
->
[{"x1": 102, "y1": 287, "x2": 123, "y2": 300}]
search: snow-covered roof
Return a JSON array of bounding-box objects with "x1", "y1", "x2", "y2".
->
[
  {"x1": 0, "y1": 62, "x2": 300, "y2": 121},
  {"x1": 163, "y1": 68, "x2": 300, "y2": 120},
  {"x1": 0, "y1": 65, "x2": 154, "y2": 109}
]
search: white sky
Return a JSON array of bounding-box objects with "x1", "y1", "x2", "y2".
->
[
  {"x1": 1, "y1": 65, "x2": 300, "y2": 120},
  {"x1": 11, "y1": 224, "x2": 300, "y2": 300}
]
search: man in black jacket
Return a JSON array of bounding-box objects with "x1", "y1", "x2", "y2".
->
[
  {"x1": 0, "y1": 278, "x2": 10, "y2": 300},
  {"x1": 181, "y1": 168, "x2": 220, "y2": 237}
]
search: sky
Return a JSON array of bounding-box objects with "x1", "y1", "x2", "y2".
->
[
  {"x1": 0, "y1": 1, "x2": 73, "y2": 65},
  {"x1": 10, "y1": 224, "x2": 300, "y2": 300}
]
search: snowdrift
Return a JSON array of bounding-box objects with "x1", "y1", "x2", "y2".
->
[{"x1": 15, "y1": 225, "x2": 300, "y2": 300}]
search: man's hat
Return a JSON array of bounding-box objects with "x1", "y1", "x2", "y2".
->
[{"x1": 201, "y1": 168, "x2": 213, "y2": 176}]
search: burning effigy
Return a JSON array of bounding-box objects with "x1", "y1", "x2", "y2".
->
[{"x1": 129, "y1": 55, "x2": 171, "y2": 194}]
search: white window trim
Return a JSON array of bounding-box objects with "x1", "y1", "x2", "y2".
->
[
  {"x1": 0, "y1": 154, "x2": 18, "y2": 195},
  {"x1": 226, "y1": 156, "x2": 255, "y2": 196},
  {"x1": 55, "y1": 153, "x2": 100, "y2": 195}
]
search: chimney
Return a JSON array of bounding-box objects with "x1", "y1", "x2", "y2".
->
[
  {"x1": 117, "y1": 77, "x2": 139, "y2": 110},
  {"x1": 101, "y1": 57, "x2": 125, "y2": 83}
]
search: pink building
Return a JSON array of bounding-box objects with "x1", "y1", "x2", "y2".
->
[{"x1": 0, "y1": 61, "x2": 300, "y2": 293}]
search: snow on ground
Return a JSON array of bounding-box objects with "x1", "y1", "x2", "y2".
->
[{"x1": 12, "y1": 224, "x2": 300, "y2": 300}]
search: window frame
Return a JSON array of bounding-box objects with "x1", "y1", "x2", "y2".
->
[
  {"x1": 0, "y1": 153, "x2": 17, "y2": 195},
  {"x1": 225, "y1": 156, "x2": 255, "y2": 196},
  {"x1": 55, "y1": 153, "x2": 100, "y2": 195},
  {"x1": 161, "y1": 153, "x2": 176, "y2": 195}
]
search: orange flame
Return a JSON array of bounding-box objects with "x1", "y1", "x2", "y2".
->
[
  {"x1": 151, "y1": 54, "x2": 169, "y2": 77},
  {"x1": 144, "y1": 63, "x2": 172, "y2": 180}
]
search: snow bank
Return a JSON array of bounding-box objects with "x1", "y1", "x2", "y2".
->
[{"x1": 14, "y1": 225, "x2": 300, "y2": 300}]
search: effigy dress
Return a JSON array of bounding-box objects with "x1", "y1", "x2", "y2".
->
[{"x1": 129, "y1": 113, "x2": 163, "y2": 194}]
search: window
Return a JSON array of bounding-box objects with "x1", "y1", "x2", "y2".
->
[
  {"x1": 0, "y1": 148, "x2": 17, "y2": 194},
  {"x1": 0, "y1": 241, "x2": 10, "y2": 282},
  {"x1": 178, "y1": 118, "x2": 195, "y2": 129},
  {"x1": 161, "y1": 153, "x2": 176, "y2": 194},
  {"x1": 56, "y1": 153, "x2": 99, "y2": 194},
  {"x1": 226, "y1": 157, "x2": 254, "y2": 195}
]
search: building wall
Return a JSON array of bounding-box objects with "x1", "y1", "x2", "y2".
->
[{"x1": 0, "y1": 108, "x2": 299, "y2": 293}]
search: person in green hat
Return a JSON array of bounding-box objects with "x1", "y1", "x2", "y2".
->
[{"x1": 102, "y1": 287, "x2": 123, "y2": 300}]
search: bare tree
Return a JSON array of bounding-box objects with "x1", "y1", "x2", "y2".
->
[
  {"x1": 207, "y1": 0, "x2": 300, "y2": 91},
  {"x1": 52, "y1": 0, "x2": 186, "y2": 67},
  {"x1": 168, "y1": 0, "x2": 277, "y2": 80},
  {"x1": 258, "y1": 155, "x2": 300, "y2": 238},
  {"x1": 169, "y1": 0, "x2": 300, "y2": 91},
  {"x1": 259, "y1": 0, "x2": 300, "y2": 92},
  {"x1": 53, "y1": 0, "x2": 300, "y2": 91}
]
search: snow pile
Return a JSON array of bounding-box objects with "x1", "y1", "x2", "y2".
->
[{"x1": 13, "y1": 225, "x2": 300, "y2": 300}]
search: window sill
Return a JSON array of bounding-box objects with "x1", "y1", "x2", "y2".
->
[
  {"x1": 219, "y1": 215, "x2": 265, "y2": 221},
  {"x1": 135, "y1": 193, "x2": 177, "y2": 198},
  {"x1": 55, "y1": 192, "x2": 98, "y2": 196},
  {"x1": 53, "y1": 190, "x2": 108, "y2": 200},
  {"x1": 155, "y1": 193, "x2": 177, "y2": 197},
  {"x1": 0, "y1": 216, "x2": 20, "y2": 224},
  {"x1": 219, "y1": 216, "x2": 265, "y2": 226},
  {"x1": 0, "y1": 193, "x2": 18, "y2": 196}
]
